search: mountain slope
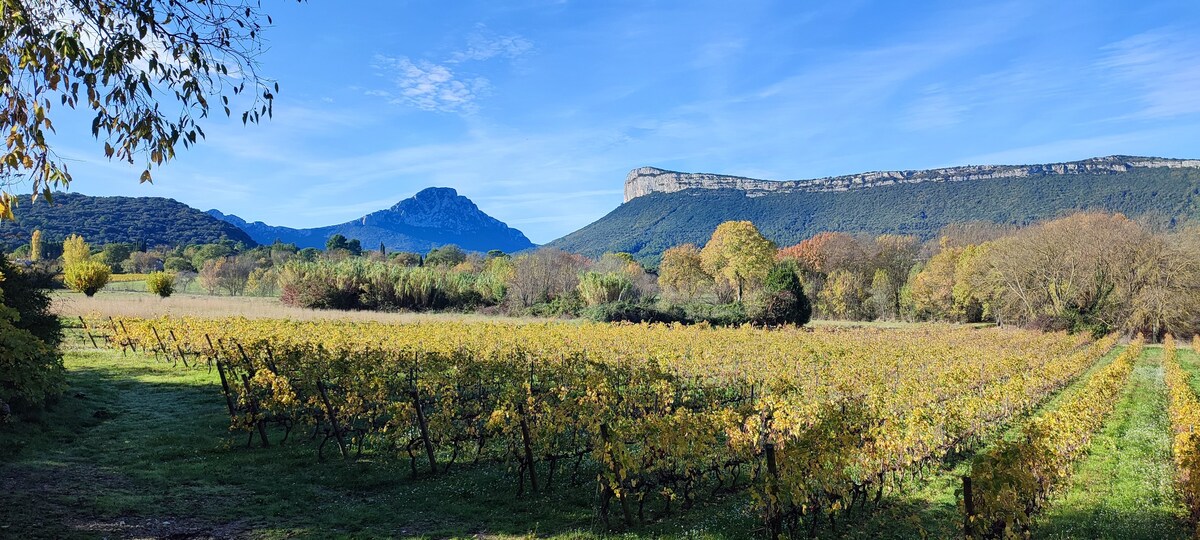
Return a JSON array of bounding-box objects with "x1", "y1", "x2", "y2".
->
[
  {"x1": 0, "y1": 193, "x2": 256, "y2": 249},
  {"x1": 549, "y1": 156, "x2": 1200, "y2": 263},
  {"x1": 209, "y1": 187, "x2": 536, "y2": 253}
]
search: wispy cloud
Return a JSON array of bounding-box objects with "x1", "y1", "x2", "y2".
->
[
  {"x1": 370, "y1": 26, "x2": 533, "y2": 115},
  {"x1": 898, "y1": 85, "x2": 970, "y2": 131},
  {"x1": 448, "y1": 25, "x2": 534, "y2": 63},
  {"x1": 1098, "y1": 28, "x2": 1200, "y2": 119},
  {"x1": 370, "y1": 56, "x2": 490, "y2": 113}
]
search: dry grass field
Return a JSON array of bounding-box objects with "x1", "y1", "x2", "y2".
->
[{"x1": 49, "y1": 290, "x2": 538, "y2": 323}]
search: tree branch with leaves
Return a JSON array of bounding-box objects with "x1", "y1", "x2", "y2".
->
[{"x1": 0, "y1": 0, "x2": 299, "y2": 218}]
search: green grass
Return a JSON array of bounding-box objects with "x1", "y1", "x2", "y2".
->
[
  {"x1": 793, "y1": 343, "x2": 1129, "y2": 539},
  {"x1": 0, "y1": 339, "x2": 753, "y2": 539},
  {"x1": 1032, "y1": 347, "x2": 1190, "y2": 539},
  {"x1": 4, "y1": 338, "x2": 1192, "y2": 539}
]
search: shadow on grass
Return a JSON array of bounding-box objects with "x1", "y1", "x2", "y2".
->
[
  {"x1": 1032, "y1": 506, "x2": 1188, "y2": 540},
  {"x1": 1, "y1": 351, "x2": 753, "y2": 539}
]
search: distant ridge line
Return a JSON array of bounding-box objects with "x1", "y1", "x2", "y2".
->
[{"x1": 623, "y1": 155, "x2": 1200, "y2": 202}]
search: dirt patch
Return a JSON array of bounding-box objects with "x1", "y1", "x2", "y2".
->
[
  {"x1": 0, "y1": 461, "x2": 132, "y2": 496},
  {"x1": 69, "y1": 517, "x2": 253, "y2": 539},
  {"x1": 2, "y1": 463, "x2": 257, "y2": 539}
]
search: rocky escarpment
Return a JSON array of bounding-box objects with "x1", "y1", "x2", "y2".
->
[
  {"x1": 551, "y1": 155, "x2": 1200, "y2": 263},
  {"x1": 624, "y1": 156, "x2": 1200, "y2": 202}
]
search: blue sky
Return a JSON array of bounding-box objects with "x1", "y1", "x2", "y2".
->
[{"x1": 51, "y1": 0, "x2": 1200, "y2": 243}]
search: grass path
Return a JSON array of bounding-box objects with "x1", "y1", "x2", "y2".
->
[
  {"x1": 1032, "y1": 346, "x2": 1189, "y2": 539},
  {"x1": 805, "y1": 343, "x2": 1129, "y2": 539}
]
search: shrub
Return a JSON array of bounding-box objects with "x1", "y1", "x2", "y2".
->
[
  {"x1": 527, "y1": 294, "x2": 584, "y2": 318},
  {"x1": 578, "y1": 271, "x2": 633, "y2": 306},
  {"x1": 0, "y1": 254, "x2": 64, "y2": 415},
  {"x1": 278, "y1": 259, "x2": 483, "y2": 311},
  {"x1": 63, "y1": 260, "x2": 111, "y2": 296},
  {"x1": 146, "y1": 271, "x2": 175, "y2": 298},
  {"x1": 163, "y1": 256, "x2": 195, "y2": 272},
  {"x1": 678, "y1": 302, "x2": 749, "y2": 326},
  {"x1": 750, "y1": 261, "x2": 813, "y2": 326},
  {"x1": 582, "y1": 301, "x2": 682, "y2": 324}
]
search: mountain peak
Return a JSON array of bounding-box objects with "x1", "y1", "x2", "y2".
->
[
  {"x1": 412, "y1": 186, "x2": 459, "y2": 199},
  {"x1": 210, "y1": 187, "x2": 535, "y2": 253},
  {"x1": 377, "y1": 187, "x2": 492, "y2": 231}
]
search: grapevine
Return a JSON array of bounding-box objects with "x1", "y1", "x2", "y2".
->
[{"x1": 96, "y1": 316, "x2": 1109, "y2": 535}]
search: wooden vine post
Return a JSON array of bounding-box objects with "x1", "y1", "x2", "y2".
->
[
  {"x1": 234, "y1": 341, "x2": 271, "y2": 448},
  {"x1": 167, "y1": 329, "x2": 190, "y2": 368},
  {"x1": 410, "y1": 362, "x2": 439, "y2": 474},
  {"x1": 78, "y1": 316, "x2": 98, "y2": 348},
  {"x1": 117, "y1": 319, "x2": 136, "y2": 353},
  {"x1": 518, "y1": 357, "x2": 539, "y2": 493},
  {"x1": 206, "y1": 334, "x2": 238, "y2": 419},
  {"x1": 150, "y1": 326, "x2": 171, "y2": 365},
  {"x1": 239, "y1": 371, "x2": 271, "y2": 448},
  {"x1": 963, "y1": 475, "x2": 975, "y2": 539},
  {"x1": 599, "y1": 422, "x2": 633, "y2": 527},
  {"x1": 762, "y1": 411, "x2": 782, "y2": 540},
  {"x1": 517, "y1": 401, "x2": 539, "y2": 494},
  {"x1": 315, "y1": 380, "x2": 349, "y2": 459},
  {"x1": 108, "y1": 317, "x2": 126, "y2": 356}
]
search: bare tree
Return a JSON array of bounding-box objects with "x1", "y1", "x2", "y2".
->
[{"x1": 507, "y1": 249, "x2": 588, "y2": 307}]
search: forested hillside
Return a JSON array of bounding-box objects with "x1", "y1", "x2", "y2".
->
[
  {"x1": 0, "y1": 193, "x2": 256, "y2": 249},
  {"x1": 551, "y1": 166, "x2": 1200, "y2": 263}
]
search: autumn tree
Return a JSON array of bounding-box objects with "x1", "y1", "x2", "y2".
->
[
  {"x1": 199, "y1": 255, "x2": 254, "y2": 296},
  {"x1": 778, "y1": 232, "x2": 866, "y2": 275},
  {"x1": 590, "y1": 252, "x2": 656, "y2": 300},
  {"x1": 28, "y1": 229, "x2": 42, "y2": 261},
  {"x1": 818, "y1": 268, "x2": 866, "y2": 320},
  {"x1": 867, "y1": 268, "x2": 895, "y2": 319},
  {"x1": 869, "y1": 234, "x2": 919, "y2": 318},
  {"x1": 63, "y1": 260, "x2": 110, "y2": 296},
  {"x1": 909, "y1": 239, "x2": 987, "y2": 321},
  {"x1": 145, "y1": 271, "x2": 175, "y2": 298},
  {"x1": 657, "y1": 244, "x2": 712, "y2": 302},
  {"x1": 1, "y1": 0, "x2": 298, "y2": 219},
  {"x1": 973, "y1": 213, "x2": 1150, "y2": 333},
  {"x1": 935, "y1": 221, "x2": 1014, "y2": 250},
  {"x1": 60, "y1": 233, "x2": 89, "y2": 265},
  {"x1": 700, "y1": 221, "x2": 776, "y2": 302}
]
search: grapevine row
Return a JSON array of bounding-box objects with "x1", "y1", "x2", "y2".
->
[
  {"x1": 964, "y1": 336, "x2": 1143, "y2": 538},
  {"x1": 1166, "y1": 335, "x2": 1200, "y2": 529},
  {"x1": 97, "y1": 317, "x2": 1111, "y2": 536}
]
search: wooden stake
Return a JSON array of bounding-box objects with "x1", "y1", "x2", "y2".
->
[
  {"x1": 518, "y1": 402, "x2": 539, "y2": 493},
  {"x1": 117, "y1": 320, "x2": 136, "y2": 353},
  {"x1": 207, "y1": 335, "x2": 237, "y2": 418},
  {"x1": 963, "y1": 476, "x2": 975, "y2": 539},
  {"x1": 150, "y1": 326, "x2": 171, "y2": 365},
  {"x1": 239, "y1": 372, "x2": 270, "y2": 448},
  {"x1": 78, "y1": 316, "x2": 98, "y2": 348},
  {"x1": 168, "y1": 329, "x2": 190, "y2": 368},
  {"x1": 316, "y1": 380, "x2": 349, "y2": 459}
]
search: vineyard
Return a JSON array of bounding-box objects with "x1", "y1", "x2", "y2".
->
[{"x1": 70, "y1": 316, "x2": 1170, "y2": 537}]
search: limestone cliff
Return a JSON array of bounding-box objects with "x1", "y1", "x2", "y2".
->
[{"x1": 623, "y1": 156, "x2": 1200, "y2": 203}]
